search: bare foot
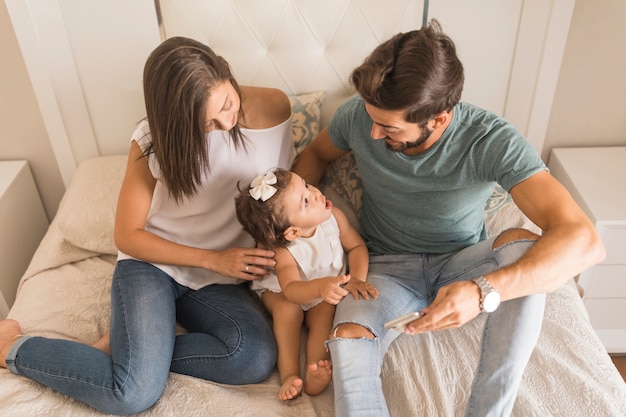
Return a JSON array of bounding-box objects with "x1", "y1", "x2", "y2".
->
[
  {"x1": 304, "y1": 360, "x2": 332, "y2": 396},
  {"x1": 278, "y1": 374, "x2": 303, "y2": 400},
  {"x1": 91, "y1": 331, "x2": 111, "y2": 355},
  {"x1": 0, "y1": 319, "x2": 22, "y2": 368}
]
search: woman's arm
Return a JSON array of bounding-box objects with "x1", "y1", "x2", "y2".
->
[{"x1": 114, "y1": 141, "x2": 276, "y2": 280}]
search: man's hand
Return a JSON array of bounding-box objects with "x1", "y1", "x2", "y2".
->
[{"x1": 404, "y1": 280, "x2": 481, "y2": 334}]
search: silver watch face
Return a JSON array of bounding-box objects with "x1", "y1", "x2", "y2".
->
[{"x1": 482, "y1": 291, "x2": 501, "y2": 313}]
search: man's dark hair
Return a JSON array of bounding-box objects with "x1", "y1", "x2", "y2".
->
[{"x1": 351, "y1": 19, "x2": 464, "y2": 125}]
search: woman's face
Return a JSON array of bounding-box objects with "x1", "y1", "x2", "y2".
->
[{"x1": 204, "y1": 80, "x2": 240, "y2": 132}]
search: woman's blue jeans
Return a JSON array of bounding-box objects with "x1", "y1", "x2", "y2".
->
[
  {"x1": 327, "y1": 236, "x2": 546, "y2": 417},
  {"x1": 6, "y1": 260, "x2": 277, "y2": 414}
]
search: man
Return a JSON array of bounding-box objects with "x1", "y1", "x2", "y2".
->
[{"x1": 293, "y1": 20, "x2": 605, "y2": 417}]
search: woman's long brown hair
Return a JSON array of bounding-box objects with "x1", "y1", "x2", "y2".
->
[{"x1": 142, "y1": 36, "x2": 245, "y2": 203}]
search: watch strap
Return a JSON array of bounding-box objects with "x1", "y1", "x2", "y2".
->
[{"x1": 472, "y1": 275, "x2": 499, "y2": 313}]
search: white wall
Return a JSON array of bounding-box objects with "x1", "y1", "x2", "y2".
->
[
  {"x1": 0, "y1": 0, "x2": 63, "y2": 219},
  {"x1": 544, "y1": 0, "x2": 626, "y2": 161}
]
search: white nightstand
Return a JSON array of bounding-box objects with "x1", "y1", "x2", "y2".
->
[
  {"x1": 548, "y1": 147, "x2": 626, "y2": 353},
  {"x1": 0, "y1": 161, "x2": 49, "y2": 319}
]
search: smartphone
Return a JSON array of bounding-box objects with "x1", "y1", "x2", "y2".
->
[{"x1": 384, "y1": 312, "x2": 423, "y2": 331}]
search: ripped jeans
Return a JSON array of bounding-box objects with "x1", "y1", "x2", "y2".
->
[{"x1": 327, "y1": 234, "x2": 545, "y2": 417}]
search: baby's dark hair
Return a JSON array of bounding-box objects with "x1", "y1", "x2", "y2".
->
[{"x1": 235, "y1": 168, "x2": 293, "y2": 249}]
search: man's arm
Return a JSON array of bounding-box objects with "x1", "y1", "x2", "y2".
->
[
  {"x1": 292, "y1": 127, "x2": 348, "y2": 185},
  {"x1": 406, "y1": 170, "x2": 605, "y2": 334},
  {"x1": 490, "y1": 170, "x2": 605, "y2": 300}
]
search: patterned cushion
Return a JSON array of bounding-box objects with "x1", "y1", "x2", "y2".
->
[
  {"x1": 289, "y1": 91, "x2": 326, "y2": 154},
  {"x1": 484, "y1": 183, "x2": 512, "y2": 218},
  {"x1": 322, "y1": 152, "x2": 363, "y2": 216}
]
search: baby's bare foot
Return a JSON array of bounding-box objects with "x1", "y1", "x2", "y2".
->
[
  {"x1": 0, "y1": 319, "x2": 22, "y2": 368},
  {"x1": 304, "y1": 360, "x2": 332, "y2": 396},
  {"x1": 278, "y1": 375, "x2": 304, "y2": 400},
  {"x1": 91, "y1": 331, "x2": 111, "y2": 355}
]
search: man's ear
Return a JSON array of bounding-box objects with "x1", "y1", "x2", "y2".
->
[
  {"x1": 283, "y1": 226, "x2": 301, "y2": 242},
  {"x1": 431, "y1": 110, "x2": 451, "y2": 129}
]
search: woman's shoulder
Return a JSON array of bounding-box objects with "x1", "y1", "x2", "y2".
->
[{"x1": 239, "y1": 86, "x2": 291, "y2": 129}]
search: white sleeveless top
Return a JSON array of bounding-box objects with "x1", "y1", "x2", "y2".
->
[
  {"x1": 118, "y1": 118, "x2": 295, "y2": 289},
  {"x1": 252, "y1": 214, "x2": 346, "y2": 310}
]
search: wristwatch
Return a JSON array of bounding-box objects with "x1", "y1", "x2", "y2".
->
[{"x1": 472, "y1": 276, "x2": 501, "y2": 313}]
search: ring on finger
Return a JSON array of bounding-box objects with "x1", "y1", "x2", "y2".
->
[{"x1": 245, "y1": 264, "x2": 250, "y2": 273}]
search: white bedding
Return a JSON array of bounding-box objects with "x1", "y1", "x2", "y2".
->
[{"x1": 1, "y1": 154, "x2": 625, "y2": 417}]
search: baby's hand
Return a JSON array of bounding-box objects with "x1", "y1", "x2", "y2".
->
[
  {"x1": 343, "y1": 278, "x2": 379, "y2": 300},
  {"x1": 319, "y1": 275, "x2": 350, "y2": 305}
]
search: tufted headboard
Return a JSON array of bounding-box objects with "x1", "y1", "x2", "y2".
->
[{"x1": 157, "y1": 0, "x2": 426, "y2": 130}]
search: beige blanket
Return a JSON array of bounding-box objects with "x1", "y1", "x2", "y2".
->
[{"x1": 1, "y1": 156, "x2": 625, "y2": 416}]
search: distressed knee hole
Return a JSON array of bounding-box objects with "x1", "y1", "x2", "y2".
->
[
  {"x1": 493, "y1": 228, "x2": 539, "y2": 249},
  {"x1": 330, "y1": 323, "x2": 375, "y2": 340}
]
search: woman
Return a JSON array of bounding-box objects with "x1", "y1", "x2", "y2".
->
[{"x1": 0, "y1": 37, "x2": 294, "y2": 414}]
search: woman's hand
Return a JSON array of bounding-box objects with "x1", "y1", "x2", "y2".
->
[{"x1": 204, "y1": 247, "x2": 276, "y2": 281}]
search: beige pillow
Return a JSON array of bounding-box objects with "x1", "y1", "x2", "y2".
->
[{"x1": 56, "y1": 155, "x2": 126, "y2": 255}]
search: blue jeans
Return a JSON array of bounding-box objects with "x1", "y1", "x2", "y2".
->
[
  {"x1": 327, "y1": 236, "x2": 546, "y2": 417},
  {"x1": 6, "y1": 260, "x2": 277, "y2": 414}
]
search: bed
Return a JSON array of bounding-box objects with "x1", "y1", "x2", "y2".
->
[
  {"x1": 2, "y1": 1, "x2": 626, "y2": 416},
  {"x1": 2, "y1": 99, "x2": 626, "y2": 416}
]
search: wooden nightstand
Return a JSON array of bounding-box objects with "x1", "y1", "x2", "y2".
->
[
  {"x1": 549, "y1": 147, "x2": 626, "y2": 353},
  {"x1": 0, "y1": 161, "x2": 49, "y2": 318}
]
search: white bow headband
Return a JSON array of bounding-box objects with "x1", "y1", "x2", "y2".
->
[{"x1": 249, "y1": 171, "x2": 277, "y2": 202}]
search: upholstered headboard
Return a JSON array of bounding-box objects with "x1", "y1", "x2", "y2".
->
[{"x1": 157, "y1": 0, "x2": 427, "y2": 129}]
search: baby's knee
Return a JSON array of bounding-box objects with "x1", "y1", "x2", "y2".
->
[
  {"x1": 493, "y1": 228, "x2": 539, "y2": 249},
  {"x1": 330, "y1": 323, "x2": 374, "y2": 340},
  {"x1": 272, "y1": 301, "x2": 303, "y2": 321}
]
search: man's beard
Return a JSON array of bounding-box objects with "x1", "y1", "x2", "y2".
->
[{"x1": 384, "y1": 126, "x2": 434, "y2": 152}]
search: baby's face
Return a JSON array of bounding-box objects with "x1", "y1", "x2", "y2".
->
[{"x1": 281, "y1": 172, "x2": 333, "y2": 234}]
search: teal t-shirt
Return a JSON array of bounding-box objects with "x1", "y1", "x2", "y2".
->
[{"x1": 328, "y1": 96, "x2": 546, "y2": 254}]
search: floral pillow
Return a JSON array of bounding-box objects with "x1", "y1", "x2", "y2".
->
[
  {"x1": 483, "y1": 183, "x2": 512, "y2": 218},
  {"x1": 322, "y1": 152, "x2": 363, "y2": 216},
  {"x1": 289, "y1": 91, "x2": 326, "y2": 155}
]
